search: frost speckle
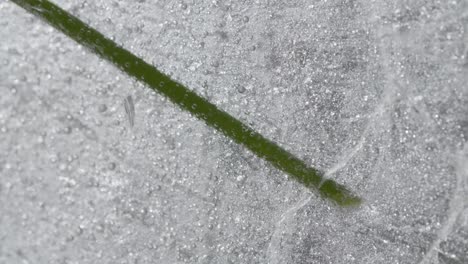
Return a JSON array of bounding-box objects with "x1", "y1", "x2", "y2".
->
[{"x1": 1, "y1": 0, "x2": 468, "y2": 263}]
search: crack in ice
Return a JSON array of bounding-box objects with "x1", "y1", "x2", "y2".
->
[
  {"x1": 266, "y1": 195, "x2": 311, "y2": 264},
  {"x1": 418, "y1": 148, "x2": 467, "y2": 264}
]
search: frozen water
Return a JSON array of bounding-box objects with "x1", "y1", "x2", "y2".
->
[{"x1": 1, "y1": 0, "x2": 468, "y2": 263}]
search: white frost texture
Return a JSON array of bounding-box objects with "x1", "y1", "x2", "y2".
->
[{"x1": 1, "y1": 0, "x2": 468, "y2": 263}]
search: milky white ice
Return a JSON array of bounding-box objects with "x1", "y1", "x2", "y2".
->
[{"x1": 1, "y1": 0, "x2": 467, "y2": 263}]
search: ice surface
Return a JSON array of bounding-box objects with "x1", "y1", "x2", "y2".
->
[{"x1": 1, "y1": 0, "x2": 468, "y2": 263}]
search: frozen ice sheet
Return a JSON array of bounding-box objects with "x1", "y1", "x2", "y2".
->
[{"x1": 1, "y1": 0, "x2": 468, "y2": 263}]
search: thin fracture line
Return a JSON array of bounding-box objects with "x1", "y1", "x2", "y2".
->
[{"x1": 10, "y1": 0, "x2": 361, "y2": 206}]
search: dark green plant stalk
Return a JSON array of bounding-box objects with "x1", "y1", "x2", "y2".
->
[{"x1": 11, "y1": 0, "x2": 362, "y2": 206}]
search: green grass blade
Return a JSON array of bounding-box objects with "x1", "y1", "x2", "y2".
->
[{"x1": 10, "y1": 0, "x2": 362, "y2": 206}]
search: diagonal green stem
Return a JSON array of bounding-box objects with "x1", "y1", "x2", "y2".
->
[{"x1": 10, "y1": 0, "x2": 362, "y2": 206}]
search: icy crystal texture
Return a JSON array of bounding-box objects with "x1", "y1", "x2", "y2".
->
[{"x1": 1, "y1": 0, "x2": 468, "y2": 263}]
